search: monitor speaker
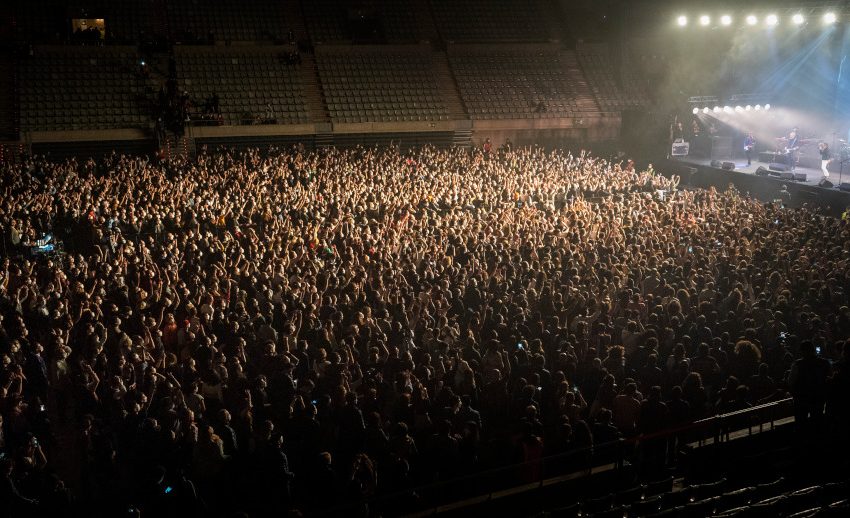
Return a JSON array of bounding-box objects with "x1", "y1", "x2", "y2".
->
[
  {"x1": 769, "y1": 163, "x2": 789, "y2": 172},
  {"x1": 793, "y1": 172, "x2": 807, "y2": 182},
  {"x1": 840, "y1": 183, "x2": 850, "y2": 192},
  {"x1": 755, "y1": 167, "x2": 770, "y2": 177},
  {"x1": 780, "y1": 171, "x2": 795, "y2": 180},
  {"x1": 721, "y1": 161, "x2": 735, "y2": 171},
  {"x1": 819, "y1": 178, "x2": 833, "y2": 188}
]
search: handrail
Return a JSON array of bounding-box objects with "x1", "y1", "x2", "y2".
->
[{"x1": 308, "y1": 397, "x2": 796, "y2": 517}]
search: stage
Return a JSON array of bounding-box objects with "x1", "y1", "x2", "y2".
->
[
  {"x1": 671, "y1": 156, "x2": 850, "y2": 189},
  {"x1": 663, "y1": 155, "x2": 850, "y2": 217}
]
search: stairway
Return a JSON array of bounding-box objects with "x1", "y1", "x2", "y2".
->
[
  {"x1": 411, "y1": 0, "x2": 439, "y2": 43},
  {"x1": 452, "y1": 129, "x2": 472, "y2": 148},
  {"x1": 314, "y1": 132, "x2": 334, "y2": 148},
  {"x1": 162, "y1": 133, "x2": 195, "y2": 160},
  {"x1": 300, "y1": 54, "x2": 330, "y2": 124},
  {"x1": 559, "y1": 49, "x2": 601, "y2": 114},
  {"x1": 432, "y1": 51, "x2": 467, "y2": 120},
  {"x1": 283, "y1": 0, "x2": 309, "y2": 43}
]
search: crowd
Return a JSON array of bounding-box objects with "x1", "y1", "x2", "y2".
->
[{"x1": 1, "y1": 143, "x2": 849, "y2": 517}]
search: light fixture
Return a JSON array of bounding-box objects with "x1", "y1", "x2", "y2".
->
[
  {"x1": 713, "y1": 106, "x2": 721, "y2": 113},
  {"x1": 692, "y1": 107, "x2": 699, "y2": 114},
  {"x1": 721, "y1": 15, "x2": 732, "y2": 26},
  {"x1": 824, "y1": 12, "x2": 837, "y2": 25},
  {"x1": 766, "y1": 14, "x2": 778, "y2": 26},
  {"x1": 734, "y1": 106, "x2": 743, "y2": 112},
  {"x1": 754, "y1": 104, "x2": 762, "y2": 111},
  {"x1": 677, "y1": 15, "x2": 688, "y2": 27},
  {"x1": 703, "y1": 107, "x2": 710, "y2": 114},
  {"x1": 745, "y1": 105, "x2": 752, "y2": 111},
  {"x1": 792, "y1": 13, "x2": 804, "y2": 25},
  {"x1": 746, "y1": 15, "x2": 758, "y2": 26},
  {"x1": 700, "y1": 15, "x2": 711, "y2": 26},
  {"x1": 765, "y1": 104, "x2": 771, "y2": 110}
]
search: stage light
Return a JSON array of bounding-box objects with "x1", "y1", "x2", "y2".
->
[
  {"x1": 703, "y1": 107, "x2": 710, "y2": 114},
  {"x1": 745, "y1": 105, "x2": 752, "y2": 111},
  {"x1": 766, "y1": 14, "x2": 778, "y2": 26},
  {"x1": 734, "y1": 106, "x2": 743, "y2": 112},
  {"x1": 692, "y1": 107, "x2": 699, "y2": 114},
  {"x1": 699, "y1": 15, "x2": 711, "y2": 26},
  {"x1": 713, "y1": 106, "x2": 721, "y2": 113},
  {"x1": 754, "y1": 104, "x2": 762, "y2": 111},
  {"x1": 720, "y1": 15, "x2": 732, "y2": 26},
  {"x1": 824, "y1": 12, "x2": 837, "y2": 24},
  {"x1": 746, "y1": 15, "x2": 758, "y2": 26},
  {"x1": 677, "y1": 15, "x2": 688, "y2": 27},
  {"x1": 764, "y1": 104, "x2": 771, "y2": 110},
  {"x1": 724, "y1": 106, "x2": 733, "y2": 114},
  {"x1": 792, "y1": 13, "x2": 804, "y2": 25}
]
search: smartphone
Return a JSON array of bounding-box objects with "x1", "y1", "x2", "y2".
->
[
  {"x1": 164, "y1": 486, "x2": 173, "y2": 494},
  {"x1": 816, "y1": 346, "x2": 822, "y2": 355},
  {"x1": 516, "y1": 343, "x2": 524, "y2": 351},
  {"x1": 687, "y1": 246, "x2": 693, "y2": 253}
]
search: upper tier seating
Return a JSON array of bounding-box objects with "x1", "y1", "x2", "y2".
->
[
  {"x1": 316, "y1": 47, "x2": 448, "y2": 123},
  {"x1": 577, "y1": 42, "x2": 651, "y2": 111},
  {"x1": 429, "y1": 0, "x2": 551, "y2": 42},
  {"x1": 19, "y1": 47, "x2": 152, "y2": 132},
  {"x1": 167, "y1": 0, "x2": 289, "y2": 42},
  {"x1": 449, "y1": 47, "x2": 599, "y2": 120},
  {"x1": 301, "y1": 0, "x2": 420, "y2": 43},
  {"x1": 175, "y1": 48, "x2": 309, "y2": 125}
]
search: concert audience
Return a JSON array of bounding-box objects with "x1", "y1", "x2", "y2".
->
[{"x1": 0, "y1": 144, "x2": 849, "y2": 516}]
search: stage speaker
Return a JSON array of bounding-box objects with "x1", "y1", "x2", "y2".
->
[
  {"x1": 755, "y1": 166, "x2": 770, "y2": 177},
  {"x1": 710, "y1": 160, "x2": 722, "y2": 168},
  {"x1": 794, "y1": 172, "x2": 807, "y2": 182},
  {"x1": 721, "y1": 161, "x2": 735, "y2": 171},
  {"x1": 840, "y1": 183, "x2": 850, "y2": 192},
  {"x1": 819, "y1": 178, "x2": 833, "y2": 188},
  {"x1": 769, "y1": 163, "x2": 789, "y2": 172},
  {"x1": 780, "y1": 171, "x2": 795, "y2": 180}
]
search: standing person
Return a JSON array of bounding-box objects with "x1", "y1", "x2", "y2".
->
[
  {"x1": 818, "y1": 142, "x2": 831, "y2": 179},
  {"x1": 744, "y1": 132, "x2": 756, "y2": 166},
  {"x1": 785, "y1": 128, "x2": 800, "y2": 170},
  {"x1": 789, "y1": 341, "x2": 831, "y2": 432}
]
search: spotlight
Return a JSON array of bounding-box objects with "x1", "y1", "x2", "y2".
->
[
  {"x1": 724, "y1": 106, "x2": 734, "y2": 113},
  {"x1": 766, "y1": 14, "x2": 778, "y2": 26},
  {"x1": 700, "y1": 15, "x2": 711, "y2": 26},
  {"x1": 734, "y1": 106, "x2": 743, "y2": 112},
  {"x1": 792, "y1": 13, "x2": 804, "y2": 25},
  {"x1": 824, "y1": 12, "x2": 837, "y2": 25},
  {"x1": 692, "y1": 107, "x2": 699, "y2": 114},
  {"x1": 721, "y1": 15, "x2": 732, "y2": 26},
  {"x1": 754, "y1": 104, "x2": 762, "y2": 111},
  {"x1": 713, "y1": 106, "x2": 721, "y2": 113},
  {"x1": 703, "y1": 107, "x2": 710, "y2": 114},
  {"x1": 764, "y1": 104, "x2": 771, "y2": 110},
  {"x1": 677, "y1": 15, "x2": 688, "y2": 27},
  {"x1": 746, "y1": 15, "x2": 758, "y2": 26},
  {"x1": 745, "y1": 105, "x2": 752, "y2": 111}
]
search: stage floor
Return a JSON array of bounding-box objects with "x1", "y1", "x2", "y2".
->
[{"x1": 672, "y1": 157, "x2": 849, "y2": 189}]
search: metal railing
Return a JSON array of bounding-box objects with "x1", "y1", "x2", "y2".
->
[{"x1": 309, "y1": 397, "x2": 795, "y2": 517}]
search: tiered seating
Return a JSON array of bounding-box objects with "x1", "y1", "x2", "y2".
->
[
  {"x1": 316, "y1": 48, "x2": 448, "y2": 123},
  {"x1": 175, "y1": 49, "x2": 309, "y2": 125},
  {"x1": 449, "y1": 47, "x2": 598, "y2": 120},
  {"x1": 78, "y1": 0, "x2": 157, "y2": 42},
  {"x1": 18, "y1": 47, "x2": 151, "y2": 132},
  {"x1": 548, "y1": 476, "x2": 849, "y2": 518},
  {"x1": 301, "y1": 0, "x2": 420, "y2": 43},
  {"x1": 167, "y1": 0, "x2": 289, "y2": 42},
  {"x1": 429, "y1": 0, "x2": 551, "y2": 42},
  {"x1": 13, "y1": 0, "x2": 66, "y2": 42},
  {"x1": 577, "y1": 42, "x2": 651, "y2": 111}
]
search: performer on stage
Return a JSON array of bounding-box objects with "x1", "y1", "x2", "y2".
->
[
  {"x1": 744, "y1": 132, "x2": 756, "y2": 166},
  {"x1": 818, "y1": 142, "x2": 831, "y2": 178},
  {"x1": 786, "y1": 128, "x2": 800, "y2": 170}
]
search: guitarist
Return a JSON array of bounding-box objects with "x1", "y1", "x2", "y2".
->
[
  {"x1": 744, "y1": 132, "x2": 756, "y2": 166},
  {"x1": 785, "y1": 128, "x2": 800, "y2": 170}
]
